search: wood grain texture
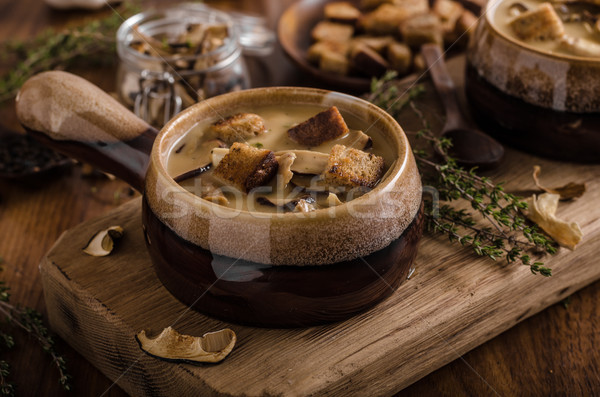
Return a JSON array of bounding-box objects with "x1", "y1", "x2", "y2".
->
[
  {"x1": 39, "y1": 137, "x2": 600, "y2": 395},
  {"x1": 1, "y1": 0, "x2": 600, "y2": 396}
]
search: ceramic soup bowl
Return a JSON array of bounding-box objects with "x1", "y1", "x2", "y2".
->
[
  {"x1": 466, "y1": 0, "x2": 600, "y2": 162},
  {"x1": 16, "y1": 71, "x2": 423, "y2": 327}
]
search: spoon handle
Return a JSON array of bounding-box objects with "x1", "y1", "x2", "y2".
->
[
  {"x1": 421, "y1": 44, "x2": 467, "y2": 131},
  {"x1": 16, "y1": 71, "x2": 158, "y2": 192}
]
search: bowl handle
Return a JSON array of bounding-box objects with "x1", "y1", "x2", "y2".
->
[{"x1": 16, "y1": 71, "x2": 158, "y2": 192}]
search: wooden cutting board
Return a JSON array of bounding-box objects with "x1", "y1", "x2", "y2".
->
[{"x1": 39, "y1": 57, "x2": 600, "y2": 396}]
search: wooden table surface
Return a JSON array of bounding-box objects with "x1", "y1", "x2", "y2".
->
[{"x1": 0, "y1": 0, "x2": 598, "y2": 396}]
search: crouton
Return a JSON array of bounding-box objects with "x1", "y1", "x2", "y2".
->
[
  {"x1": 325, "y1": 2, "x2": 362, "y2": 24},
  {"x1": 307, "y1": 40, "x2": 349, "y2": 63},
  {"x1": 509, "y1": 3, "x2": 564, "y2": 41},
  {"x1": 351, "y1": 35, "x2": 395, "y2": 53},
  {"x1": 359, "y1": 1, "x2": 429, "y2": 35},
  {"x1": 213, "y1": 142, "x2": 279, "y2": 192},
  {"x1": 454, "y1": 9, "x2": 478, "y2": 45},
  {"x1": 387, "y1": 41, "x2": 412, "y2": 74},
  {"x1": 412, "y1": 53, "x2": 426, "y2": 72},
  {"x1": 433, "y1": 0, "x2": 464, "y2": 41},
  {"x1": 320, "y1": 50, "x2": 351, "y2": 75},
  {"x1": 361, "y1": 0, "x2": 423, "y2": 11},
  {"x1": 360, "y1": 0, "x2": 391, "y2": 10},
  {"x1": 209, "y1": 113, "x2": 266, "y2": 145},
  {"x1": 400, "y1": 13, "x2": 444, "y2": 48},
  {"x1": 287, "y1": 106, "x2": 349, "y2": 147},
  {"x1": 322, "y1": 144, "x2": 385, "y2": 189},
  {"x1": 351, "y1": 43, "x2": 390, "y2": 76},
  {"x1": 311, "y1": 21, "x2": 354, "y2": 43}
]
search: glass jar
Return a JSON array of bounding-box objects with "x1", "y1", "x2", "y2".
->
[{"x1": 116, "y1": 3, "x2": 274, "y2": 127}]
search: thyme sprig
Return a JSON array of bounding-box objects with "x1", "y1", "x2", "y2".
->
[
  {"x1": 367, "y1": 72, "x2": 556, "y2": 276},
  {"x1": 0, "y1": 2, "x2": 140, "y2": 104},
  {"x1": 0, "y1": 259, "x2": 71, "y2": 395}
]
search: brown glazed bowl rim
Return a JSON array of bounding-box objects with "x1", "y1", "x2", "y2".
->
[
  {"x1": 484, "y1": 0, "x2": 600, "y2": 64},
  {"x1": 150, "y1": 86, "x2": 412, "y2": 222}
]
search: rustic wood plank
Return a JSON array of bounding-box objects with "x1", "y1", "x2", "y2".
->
[{"x1": 39, "y1": 61, "x2": 600, "y2": 395}]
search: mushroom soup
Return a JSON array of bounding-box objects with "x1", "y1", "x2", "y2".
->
[
  {"x1": 167, "y1": 105, "x2": 396, "y2": 213},
  {"x1": 494, "y1": 0, "x2": 600, "y2": 57}
]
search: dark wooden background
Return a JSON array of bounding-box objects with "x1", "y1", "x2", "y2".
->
[{"x1": 0, "y1": 0, "x2": 598, "y2": 395}]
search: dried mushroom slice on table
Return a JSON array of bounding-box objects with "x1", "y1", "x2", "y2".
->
[
  {"x1": 83, "y1": 226, "x2": 124, "y2": 257},
  {"x1": 524, "y1": 193, "x2": 583, "y2": 250},
  {"x1": 532, "y1": 165, "x2": 586, "y2": 200},
  {"x1": 136, "y1": 327, "x2": 236, "y2": 364}
]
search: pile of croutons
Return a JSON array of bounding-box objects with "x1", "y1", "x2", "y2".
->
[{"x1": 308, "y1": 0, "x2": 477, "y2": 78}]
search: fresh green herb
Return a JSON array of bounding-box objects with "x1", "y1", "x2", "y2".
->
[
  {"x1": 367, "y1": 73, "x2": 556, "y2": 276},
  {"x1": 253, "y1": 142, "x2": 264, "y2": 149},
  {"x1": 0, "y1": 258, "x2": 71, "y2": 394},
  {"x1": 561, "y1": 296, "x2": 571, "y2": 309},
  {"x1": 0, "y1": 2, "x2": 140, "y2": 105},
  {"x1": 369, "y1": 71, "x2": 426, "y2": 115}
]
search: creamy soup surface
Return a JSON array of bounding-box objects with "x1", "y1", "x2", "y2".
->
[
  {"x1": 166, "y1": 105, "x2": 396, "y2": 213},
  {"x1": 493, "y1": 0, "x2": 600, "y2": 57}
]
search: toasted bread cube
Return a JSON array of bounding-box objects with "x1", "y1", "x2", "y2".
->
[
  {"x1": 454, "y1": 9, "x2": 478, "y2": 45},
  {"x1": 360, "y1": 0, "x2": 390, "y2": 9},
  {"x1": 361, "y1": 0, "x2": 424, "y2": 11},
  {"x1": 351, "y1": 43, "x2": 390, "y2": 76},
  {"x1": 213, "y1": 143, "x2": 279, "y2": 192},
  {"x1": 351, "y1": 35, "x2": 395, "y2": 53},
  {"x1": 325, "y1": 2, "x2": 362, "y2": 23},
  {"x1": 307, "y1": 40, "x2": 349, "y2": 63},
  {"x1": 387, "y1": 41, "x2": 412, "y2": 74},
  {"x1": 209, "y1": 113, "x2": 266, "y2": 145},
  {"x1": 311, "y1": 21, "x2": 354, "y2": 43},
  {"x1": 509, "y1": 3, "x2": 564, "y2": 41},
  {"x1": 322, "y1": 145, "x2": 385, "y2": 189},
  {"x1": 320, "y1": 51, "x2": 351, "y2": 75},
  {"x1": 433, "y1": 0, "x2": 464, "y2": 36},
  {"x1": 359, "y1": 1, "x2": 429, "y2": 35},
  {"x1": 413, "y1": 53, "x2": 426, "y2": 72},
  {"x1": 400, "y1": 13, "x2": 444, "y2": 47},
  {"x1": 288, "y1": 106, "x2": 349, "y2": 147}
]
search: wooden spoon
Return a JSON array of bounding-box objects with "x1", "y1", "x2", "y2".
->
[{"x1": 421, "y1": 44, "x2": 504, "y2": 169}]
